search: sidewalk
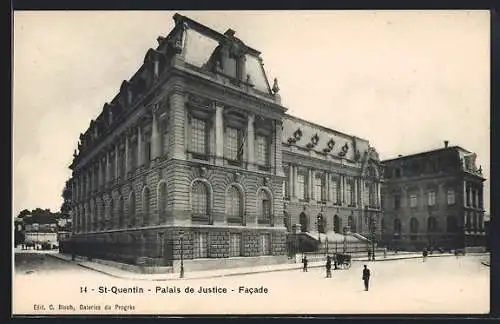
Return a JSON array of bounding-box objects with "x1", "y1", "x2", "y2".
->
[{"x1": 47, "y1": 251, "x2": 465, "y2": 281}]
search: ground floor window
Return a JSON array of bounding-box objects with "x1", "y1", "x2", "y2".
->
[
  {"x1": 193, "y1": 232, "x2": 208, "y2": 259},
  {"x1": 229, "y1": 233, "x2": 242, "y2": 257},
  {"x1": 260, "y1": 234, "x2": 271, "y2": 256}
]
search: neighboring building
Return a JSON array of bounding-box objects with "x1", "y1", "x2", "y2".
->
[
  {"x1": 380, "y1": 141, "x2": 486, "y2": 251},
  {"x1": 63, "y1": 13, "x2": 383, "y2": 271}
]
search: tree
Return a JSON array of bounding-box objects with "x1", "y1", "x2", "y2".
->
[
  {"x1": 60, "y1": 179, "x2": 72, "y2": 219},
  {"x1": 17, "y1": 209, "x2": 31, "y2": 219}
]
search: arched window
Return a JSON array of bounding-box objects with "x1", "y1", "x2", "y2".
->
[
  {"x1": 158, "y1": 181, "x2": 167, "y2": 224},
  {"x1": 300, "y1": 212, "x2": 308, "y2": 232},
  {"x1": 446, "y1": 216, "x2": 458, "y2": 233},
  {"x1": 394, "y1": 218, "x2": 402, "y2": 235},
  {"x1": 410, "y1": 218, "x2": 419, "y2": 241},
  {"x1": 118, "y1": 196, "x2": 124, "y2": 228},
  {"x1": 257, "y1": 189, "x2": 272, "y2": 224},
  {"x1": 192, "y1": 181, "x2": 208, "y2": 218},
  {"x1": 129, "y1": 192, "x2": 136, "y2": 227},
  {"x1": 227, "y1": 185, "x2": 243, "y2": 224},
  {"x1": 142, "y1": 187, "x2": 150, "y2": 226},
  {"x1": 333, "y1": 215, "x2": 341, "y2": 233},
  {"x1": 427, "y1": 216, "x2": 438, "y2": 233}
]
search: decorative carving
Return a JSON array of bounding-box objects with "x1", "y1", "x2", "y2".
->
[
  {"x1": 338, "y1": 142, "x2": 349, "y2": 157},
  {"x1": 323, "y1": 138, "x2": 335, "y2": 153},
  {"x1": 199, "y1": 166, "x2": 208, "y2": 178},
  {"x1": 287, "y1": 128, "x2": 303, "y2": 145},
  {"x1": 233, "y1": 172, "x2": 241, "y2": 183},
  {"x1": 263, "y1": 177, "x2": 270, "y2": 186},
  {"x1": 306, "y1": 133, "x2": 320, "y2": 149},
  {"x1": 246, "y1": 73, "x2": 253, "y2": 85},
  {"x1": 272, "y1": 78, "x2": 280, "y2": 94}
]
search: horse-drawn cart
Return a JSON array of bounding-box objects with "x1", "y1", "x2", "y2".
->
[{"x1": 334, "y1": 253, "x2": 352, "y2": 269}]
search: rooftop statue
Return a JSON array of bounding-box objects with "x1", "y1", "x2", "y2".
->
[{"x1": 272, "y1": 78, "x2": 280, "y2": 94}]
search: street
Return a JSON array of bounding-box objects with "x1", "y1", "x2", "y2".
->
[{"x1": 13, "y1": 252, "x2": 489, "y2": 315}]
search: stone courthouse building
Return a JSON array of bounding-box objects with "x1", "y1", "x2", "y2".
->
[
  {"x1": 380, "y1": 142, "x2": 487, "y2": 251},
  {"x1": 65, "y1": 14, "x2": 383, "y2": 271}
]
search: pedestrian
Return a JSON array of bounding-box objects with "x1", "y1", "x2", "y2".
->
[
  {"x1": 326, "y1": 256, "x2": 332, "y2": 278},
  {"x1": 383, "y1": 248, "x2": 387, "y2": 259},
  {"x1": 302, "y1": 255, "x2": 308, "y2": 272},
  {"x1": 422, "y1": 249, "x2": 428, "y2": 262},
  {"x1": 362, "y1": 264, "x2": 371, "y2": 291}
]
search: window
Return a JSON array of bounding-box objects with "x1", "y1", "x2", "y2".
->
[
  {"x1": 283, "y1": 167, "x2": 290, "y2": 199},
  {"x1": 314, "y1": 175, "x2": 324, "y2": 201},
  {"x1": 229, "y1": 233, "x2": 242, "y2": 257},
  {"x1": 260, "y1": 234, "x2": 271, "y2": 256},
  {"x1": 368, "y1": 183, "x2": 376, "y2": 207},
  {"x1": 410, "y1": 194, "x2": 418, "y2": 208},
  {"x1": 333, "y1": 215, "x2": 341, "y2": 233},
  {"x1": 258, "y1": 190, "x2": 272, "y2": 223},
  {"x1": 331, "y1": 179, "x2": 340, "y2": 204},
  {"x1": 427, "y1": 217, "x2": 437, "y2": 233},
  {"x1": 410, "y1": 218, "x2": 419, "y2": 241},
  {"x1": 447, "y1": 189, "x2": 455, "y2": 205},
  {"x1": 191, "y1": 117, "x2": 207, "y2": 155},
  {"x1": 225, "y1": 127, "x2": 240, "y2": 162},
  {"x1": 348, "y1": 215, "x2": 356, "y2": 233},
  {"x1": 466, "y1": 186, "x2": 471, "y2": 206},
  {"x1": 193, "y1": 232, "x2": 208, "y2": 258},
  {"x1": 142, "y1": 187, "x2": 150, "y2": 225},
  {"x1": 128, "y1": 192, "x2": 135, "y2": 227},
  {"x1": 394, "y1": 195, "x2": 401, "y2": 210},
  {"x1": 227, "y1": 186, "x2": 242, "y2": 223},
  {"x1": 119, "y1": 149, "x2": 125, "y2": 178},
  {"x1": 255, "y1": 135, "x2": 268, "y2": 167},
  {"x1": 428, "y1": 191, "x2": 436, "y2": 206},
  {"x1": 192, "y1": 181, "x2": 208, "y2": 217},
  {"x1": 394, "y1": 218, "x2": 402, "y2": 235},
  {"x1": 472, "y1": 190, "x2": 477, "y2": 208},
  {"x1": 297, "y1": 174, "x2": 306, "y2": 200},
  {"x1": 346, "y1": 181, "x2": 353, "y2": 206}
]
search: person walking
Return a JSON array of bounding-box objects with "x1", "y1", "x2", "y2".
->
[
  {"x1": 326, "y1": 255, "x2": 332, "y2": 278},
  {"x1": 302, "y1": 255, "x2": 308, "y2": 272},
  {"x1": 362, "y1": 265, "x2": 371, "y2": 291}
]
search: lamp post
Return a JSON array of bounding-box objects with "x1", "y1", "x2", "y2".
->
[{"x1": 179, "y1": 230, "x2": 184, "y2": 279}]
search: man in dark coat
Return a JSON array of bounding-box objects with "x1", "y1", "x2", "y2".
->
[
  {"x1": 362, "y1": 265, "x2": 371, "y2": 291},
  {"x1": 326, "y1": 256, "x2": 332, "y2": 278},
  {"x1": 302, "y1": 255, "x2": 308, "y2": 272}
]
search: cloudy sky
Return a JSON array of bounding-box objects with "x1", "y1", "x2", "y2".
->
[{"x1": 13, "y1": 10, "x2": 490, "y2": 217}]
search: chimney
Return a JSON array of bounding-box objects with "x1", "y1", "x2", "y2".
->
[{"x1": 444, "y1": 140, "x2": 449, "y2": 148}]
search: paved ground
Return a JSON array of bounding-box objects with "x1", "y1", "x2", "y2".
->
[{"x1": 13, "y1": 252, "x2": 489, "y2": 315}]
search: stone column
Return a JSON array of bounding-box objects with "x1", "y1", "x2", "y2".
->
[
  {"x1": 169, "y1": 88, "x2": 186, "y2": 160},
  {"x1": 292, "y1": 165, "x2": 297, "y2": 198},
  {"x1": 151, "y1": 105, "x2": 161, "y2": 160},
  {"x1": 247, "y1": 113, "x2": 255, "y2": 169},
  {"x1": 274, "y1": 120, "x2": 284, "y2": 176},
  {"x1": 106, "y1": 150, "x2": 111, "y2": 184},
  {"x1": 125, "y1": 134, "x2": 130, "y2": 174},
  {"x1": 288, "y1": 164, "x2": 294, "y2": 198},
  {"x1": 377, "y1": 181, "x2": 381, "y2": 208},
  {"x1": 115, "y1": 144, "x2": 119, "y2": 179},
  {"x1": 137, "y1": 126, "x2": 143, "y2": 167},
  {"x1": 340, "y1": 175, "x2": 345, "y2": 204},
  {"x1": 326, "y1": 173, "x2": 330, "y2": 202},
  {"x1": 463, "y1": 180, "x2": 467, "y2": 207},
  {"x1": 214, "y1": 102, "x2": 224, "y2": 165},
  {"x1": 308, "y1": 168, "x2": 313, "y2": 201},
  {"x1": 353, "y1": 177, "x2": 358, "y2": 207}
]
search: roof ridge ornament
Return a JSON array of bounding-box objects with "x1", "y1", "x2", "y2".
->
[{"x1": 272, "y1": 78, "x2": 280, "y2": 94}]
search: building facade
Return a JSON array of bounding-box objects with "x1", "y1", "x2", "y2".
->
[
  {"x1": 380, "y1": 142, "x2": 486, "y2": 251},
  {"x1": 64, "y1": 14, "x2": 383, "y2": 271}
]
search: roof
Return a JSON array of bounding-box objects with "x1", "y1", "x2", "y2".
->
[{"x1": 381, "y1": 145, "x2": 470, "y2": 163}]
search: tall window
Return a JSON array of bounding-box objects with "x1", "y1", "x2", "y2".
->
[
  {"x1": 428, "y1": 191, "x2": 436, "y2": 206},
  {"x1": 394, "y1": 195, "x2": 401, "y2": 210},
  {"x1": 192, "y1": 181, "x2": 208, "y2": 217},
  {"x1": 346, "y1": 181, "x2": 353, "y2": 206},
  {"x1": 227, "y1": 186, "x2": 242, "y2": 223},
  {"x1": 260, "y1": 234, "x2": 271, "y2": 256},
  {"x1": 410, "y1": 218, "x2": 419, "y2": 241},
  {"x1": 314, "y1": 175, "x2": 324, "y2": 201},
  {"x1": 225, "y1": 127, "x2": 240, "y2": 162},
  {"x1": 258, "y1": 190, "x2": 272, "y2": 222},
  {"x1": 409, "y1": 193, "x2": 418, "y2": 208},
  {"x1": 128, "y1": 192, "x2": 135, "y2": 227},
  {"x1": 119, "y1": 149, "x2": 125, "y2": 178},
  {"x1": 394, "y1": 218, "x2": 402, "y2": 235},
  {"x1": 158, "y1": 182, "x2": 167, "y2": 224},
  {"x1": 447, "y1": 189, "x2": 455, "y2": 205},
  {"x1": 229, "y1": 233, "x2": 242, "y2": 257},
  {"x1": 145, "y1": 137, "x2": 152, "y2": 163},
  {"x1": 297, "y1": 174, "x2": 306, "y2": 200},
  {"x1": 255, "y1": 135, "x2": 268, "y2": 167},
  {"x1": 193, "y1": 232, "x2": 208, "y2": 258},
  {"x1": 191, "y1": 117, "x2": 207, "y2": 155},
  {"x1": 331, "y1": 179, "x2": 340, "y2": 204},
  {"x1": 348, "y1": 215, "x2": 356, "y2": 233}
]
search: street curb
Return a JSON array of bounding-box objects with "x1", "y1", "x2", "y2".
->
[{"x1": 46, "y1": 252, "x2": 466, "y2": 281}]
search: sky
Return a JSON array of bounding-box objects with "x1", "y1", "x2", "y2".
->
[{"x1": 13, "y1": 10, "x2": 490, "y2": 217}]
